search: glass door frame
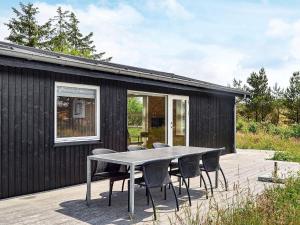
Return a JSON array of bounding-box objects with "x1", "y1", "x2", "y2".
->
[{"x1": 167, "y1": 95, "x2": 189, "y2": 146}]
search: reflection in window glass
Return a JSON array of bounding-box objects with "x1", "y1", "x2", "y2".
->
[
  {"x1": 127, "y1": 94, "x2": 166, "y2": 148},
  {"x1": 56, "y1": 84, "x2": 98, "y2": 141}
]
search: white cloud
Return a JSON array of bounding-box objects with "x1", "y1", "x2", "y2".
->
[
  {"x1": 266, "y1": 18, "x2": 292, "y2": 38},
  {"x1": 147, "y1": 0, "x2": 193, "y2": 20}
]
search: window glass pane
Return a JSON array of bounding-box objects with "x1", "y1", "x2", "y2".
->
[
  {"x1": 57, "y1": 85, "x2": 97, "y2": 138},
  {"x1": 173, "y1": 99, "x2": 186, "y2": 146},
  {"x1": 127, "y1": 94, "x2": 166, "y2": 148}
]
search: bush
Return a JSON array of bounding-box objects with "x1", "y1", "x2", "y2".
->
[
  {"x1": 248, "y1": 122, "x2": 258, "y2": 133},
  {"x1": 272, "y1": 151, "x2": 292, "y2": 161},
  {"x1": 291, "y1": 124, "x2": 300, "y2": 138}
]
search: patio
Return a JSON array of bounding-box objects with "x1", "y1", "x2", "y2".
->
[{"x1": 0, "y1": 150, "x2": 299, "y2": 225}]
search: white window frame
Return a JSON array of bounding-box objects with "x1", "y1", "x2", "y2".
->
[{"x1": 54, "y1": 82, "x2": 100, "y2": 143}]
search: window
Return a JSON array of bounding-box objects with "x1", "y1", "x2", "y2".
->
[{"x1": 55, "y1": 82, "x2": 100, "y2": 143}]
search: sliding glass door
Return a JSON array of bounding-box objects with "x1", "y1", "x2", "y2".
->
[
  {"x1": 127, "y1": 92, "x2": 167, "y2": 148},
  {"x1": 127, "y1": 91, "x2": 189, "y2": 148}
]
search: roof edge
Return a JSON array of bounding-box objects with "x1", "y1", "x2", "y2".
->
[{"x1": 0, "y1": 41, "x2": 249, "y2": 97}]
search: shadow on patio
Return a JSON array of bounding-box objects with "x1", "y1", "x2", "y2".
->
[{"x1": 56, "y1": 181, "x2": 208, "y2": 224}]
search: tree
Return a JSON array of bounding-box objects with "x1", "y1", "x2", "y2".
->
[
  {"x1": 5, "y1": 3, "x2": 52, "y2": 48},
  {"x1": 231, "y1": 78, "x2": 252, "y2": 120},
  {"x1": 271, "y1": 83, "x2": 284, "y2": 125},
  {"x1": 66, "y1": 12, "x2": 111, "y2": 61},
  {"x1": 246, "y1": 68, "x2": 273, "y2": 122},
  {"x1": 50, "y1": 7, "x2": 70, "y2": 52},
  {"x1": 284, "y1": 72, "x2": 300, "y2": 123},
  {"x1": 5, "y1": 3, "x2": 112, "y2": 61}
]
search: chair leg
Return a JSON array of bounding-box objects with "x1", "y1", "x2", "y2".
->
[
  {"x1": 200, "y1": 171, "x2": 202, "y2": 187},
  {"x1": 200, "y1": 174, "x2": 209, "y2": 199},
  {"x1": 146, "y1": 187, "x2": 157, "y2": 221},
  {"x1": 182, "y1": 178, "x2": 192, "y2": 206},
  {"x1": 220, "y1": 167, "x2": 228, "y2": 191},
  {"x1": 179, "y1": 177, "x2": 182, "y2": 195},
  {"x1": 146, "y1": 188, "x2": 149, "y2": 205},
  {"x1": 188, "y1": 178, "x2": 190, "y2": 188},
  {"x1": 170, "y1": 182, "x2": 179, "y2": 211},
  {"x1": 108, "y1": 181, "x2": 114, "y2": 206},
  {"x1": 164, "y1": 185, "x2": 167, "y2": 200},
  {"x1": 121, "y1": 179, "x2": 125, "y2": 192},
  {"x1": 204, "y1": 170, "x2": 214, "y2": 195}
]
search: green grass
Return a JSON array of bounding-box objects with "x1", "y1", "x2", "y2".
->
[
  {"x1": 128, "y1": 127, "x2": 142, "y2": 141},
  {"x1": 170, "y1": 174, "x2": 300, "y2": 225},
  {"x1": 237, "y1": 132, "x2": 300, "y2": 163},
  {"x1": 236, "y1": 118, "x2": 300, "y2": 163}
]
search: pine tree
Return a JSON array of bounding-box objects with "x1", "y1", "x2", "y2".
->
[
  {"x1": 246, "y1": 68, "x2": 273, "y2": 122},
  {"x1": 284, "y1": 72, "x2": 300, "y2": 123},
  {"x1": 271, "y1": 83, "x2": 284, "y2": 125},
  {"x1": 66, "y1": 12, "x2": 111, "y2": 61},
  {"x1": 50, "y1": 7, "x2": 70, "y2": 52},
  {"x1": 231, "y1": 79, "x2": 251, "y2": 120},
  {"x1": 5, "y1": 3, "x2": 52, "y2": 48}
]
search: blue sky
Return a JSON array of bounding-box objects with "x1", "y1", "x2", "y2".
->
[{"x1": 1, "y1": 0, "x2": 300, "y2": 87}]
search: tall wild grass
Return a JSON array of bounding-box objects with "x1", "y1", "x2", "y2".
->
[{"x1": 169, "y1": 173, "x2": 300, "y2": 225}]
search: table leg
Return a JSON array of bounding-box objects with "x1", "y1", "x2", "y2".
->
[
  {"x1": 129, "y1": 164, "x2": 135, "y2": 216},
  {"x1": 86, "y1": 158, "x2": 91, "y2": 205},
  {"x1": 215, "y1": 170, "x2": 219, "y2": 188}
]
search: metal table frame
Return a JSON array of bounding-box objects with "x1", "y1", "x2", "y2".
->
[{"x1": 86, "y1": 146, "x2": 217, "y2": 216}]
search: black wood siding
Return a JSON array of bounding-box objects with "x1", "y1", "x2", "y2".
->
[
  {"x1": 189, "y1": 93, "x2": 235, "y2": 153},
  {"x1": 0, "y1": 64, "x2": 235, "y2": 199},
  {"x1": 0, "y1": 65, "x2": 127, "y2": 199}
]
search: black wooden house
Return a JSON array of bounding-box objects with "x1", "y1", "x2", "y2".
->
[{"x1": 0, "y1": 41, "x2": 247, "y2": 199}]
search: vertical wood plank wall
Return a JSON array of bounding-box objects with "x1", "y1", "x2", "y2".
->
[
  {"x1": 0, "y1": 65, "x2": 235, "y2": 199},
  {"x1": 0, "y1": 66, "x2": 127, "y2": 199},
  {"x1": 189, "y1": 93, "x2": 235, "y2": 153}
]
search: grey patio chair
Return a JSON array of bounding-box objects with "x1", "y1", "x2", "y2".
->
[
  {"x1": 200, "y1": 147, "x2": 228, "y2": 195},
  {"x1": 121, "y1": 145, "x2": 147, "y2": 191},
  {"x1": 128, "y1": 159, "x2": 179, "y2": 220},
  {"x1": 152, "y1": 142, "x2": 178, "y2": 171},
  {"x1": 87, "y1": 148, "x2": 129, "y2": 206},
  {"x1": 170, "y1": 154, "x2": 208, "y2": 206}
]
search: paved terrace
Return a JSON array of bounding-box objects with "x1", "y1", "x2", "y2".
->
[{"x1": 0, "y1": 150, "x2": 299, "y2": 225}]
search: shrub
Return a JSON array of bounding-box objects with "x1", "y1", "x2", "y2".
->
[
  {"x1": 291, "y1": 124, "x2": 300, "y2": 138},
  {"x1": 248, "y1": 122, "x2": 258, "y2": 133},
  {"x1": 272, "y1": 151, "x2": 292, "y2": 161}
]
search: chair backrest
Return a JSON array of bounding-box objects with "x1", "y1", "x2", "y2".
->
[
  {"x1": 142, "y1": 159, "x2": 171, "y2": 188},
  {"x1": 91, "y1": 148, "x2": 120, "y2": 174},
  {"x1": 127, "y1": 145, "x2": 147, "y2": 151},
  {"x1": 152, "y1": 142, "x2": 170, "y2": 149},
  {"x1": 178, "y1": 154, "x2": 202, "y2": 178},
  {"x1": 202, "y1": 147, "x2": 225, "y2": 172}
]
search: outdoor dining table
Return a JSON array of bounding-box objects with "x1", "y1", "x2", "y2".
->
[{"x1": 86, "y1": 146, "x2": 218, "y2": 216}]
